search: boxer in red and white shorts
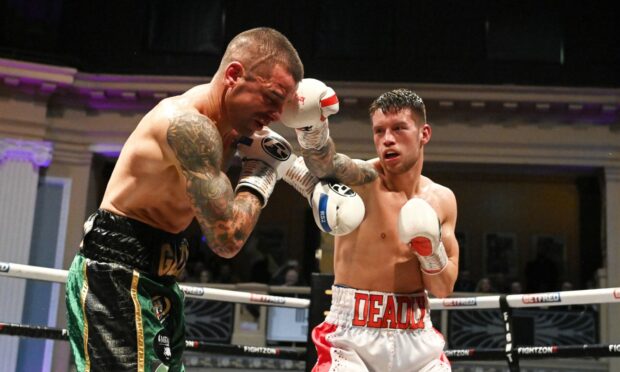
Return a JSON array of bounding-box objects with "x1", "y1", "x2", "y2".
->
[
  {"x1": 312, "y1": 286, "x2": 450, "y2": 372},
  {"x1": 280, "y1": 85, "x2": 460, "y2": 372}
]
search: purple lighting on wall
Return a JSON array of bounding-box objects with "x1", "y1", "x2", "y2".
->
[
  {"x1": 0, "y1": 139, "x2": 53, "y2": 168},
  {"x1": 90, "y1": 144, "x2": 122, "y2": 159}
]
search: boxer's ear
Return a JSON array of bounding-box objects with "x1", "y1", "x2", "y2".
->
[
  {"x1": 420, "y1": 123, "x2": 431, "y2": 145},
  {"x1": 224, "y1": 62, "x2": 245, "y2": 87}
]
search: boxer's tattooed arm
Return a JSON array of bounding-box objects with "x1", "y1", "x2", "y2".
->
[
  {"x1": 167, "y1": 113, "x2": 261, "y2": 258},
  {"x1": 302, "y1": 138, "x2": 378, "y2": 186}
]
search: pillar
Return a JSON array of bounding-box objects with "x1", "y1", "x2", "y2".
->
[
  {"x1": 0, "y1": 138, "x2": 52, "y2": 372},
  {"x1": 604, "y1": 166, "x2": 620, "y2": 372}
]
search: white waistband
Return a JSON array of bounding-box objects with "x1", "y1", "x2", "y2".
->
[{"x1": 326, "y1": 286, "x2": 432, "y2": 330}]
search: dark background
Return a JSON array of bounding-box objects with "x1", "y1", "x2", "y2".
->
[
  {"x1": 1, "y1": 0, "x2": 618, "y2": 87},
  {"x1": 1, "y1": 0, "x2": 609, "y2": 290}
]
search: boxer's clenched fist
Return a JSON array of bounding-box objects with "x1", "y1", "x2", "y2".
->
[
  {"x1": 235, "y1": 127, "x2": 295, "y2": 207},
  {"x1": 398, "y1": 198, "x2": 448, "y2": 274},
  {"x1": 280, "y1": 78, "x2": 339, "y2": 150}
]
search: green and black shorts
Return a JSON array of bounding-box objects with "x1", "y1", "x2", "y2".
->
[{"x1": 66, "y1": 209, "x2": 189, "y2": 372}]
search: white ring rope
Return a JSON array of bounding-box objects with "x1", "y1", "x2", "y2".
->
[
  {"x1": 0, "y1": 261, "x2": 310, "y2": 309},
  {"x1": 1, "y1": 261, "x2": 619, "y2": 310},
  {"x1": 434, "y1": 287, "x2": 620, "y2": 310}
]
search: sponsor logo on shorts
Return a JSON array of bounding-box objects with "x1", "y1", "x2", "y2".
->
[
  {"x1": 154, "y1": 330, "x2": 172, "y2": 364},
  {"x1": 352, "y1": 292, "x2": 426, "y2": 329},
  {"x1": 261, "y1": 136, "x2": 291, "y2": 161},
  {"x1": 157, "y1": 240, "x2": 189, "y2": 277},
  {"x1": 181, "y1": 286, "x2": 204, "y2": 297},
  {"x1": 522, "y1": 292, "x2": 561, "y2": 304},
  {"x1": 442, "y1": 298, "x2": 477, "y2": 307},
  {"x1": 249, "y1": 293, "x2": 286, "y2": 305},
  {"x1": 0, "y1": 262, "x2": 9, "y2": 272},
  {"x1": 243, "y1": 346, "x2": 278, "y2": 355},
  {"x1": 517, "y1": 346, "x2": 557, "y2": 355},
  {"x1": 152, "y1": 296, "x2": 172, "y2": 321},
  {"x1": 613, "y1": 288, "x2": 620, "y2": 299},
  {"x1": 609, "y1": 344, "x2": 620, "y2": 353},
  {"x1": 328, "y1": 182, "x2": 357, "y2": 197}
]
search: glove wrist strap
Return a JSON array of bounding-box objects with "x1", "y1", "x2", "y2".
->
[
  {"x1": 282, "y1": 157, "x2": 318, "y2": 200},
  {"x1": 296, "y1": 121, "x2": 329, "y2": 150},
  {"x1": 417, "y1": 242, "x2": 448, "y2": 275},
  {"x1": 235, "y1": 160, "x2": 277, "y2": 208}
]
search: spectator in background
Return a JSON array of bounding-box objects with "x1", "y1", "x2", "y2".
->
[
  {"x1": 510, "y1": 281, "x2": 523, "y2": 294},
  {"x1": 271, "y1": 260, "x2": 304, "y2": 286},
  {"x1": 283, "y1": 266, "x2": 301, "y2": 286},
  {"x1": 199, "y1": 269, "x2": 212, "y2": 284},
  {"x1": 475, "y1": 277, "x2": 495, "y2": 293},
  {"x1": 561, "y1": 281, "x2": 574, "y2": 292}
]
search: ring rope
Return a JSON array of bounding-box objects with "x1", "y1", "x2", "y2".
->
[
  {"x1": 2, "y1": 261, "x2": 620, "y2": 366},
  {"x1": 2, "y1": 322, "x2": 619, "y2": 361},
  {"x1": 0, "y1": 322, "x2": 306, "y2": 361},
  {"x1": 445, "y1": 344, "x2": 620, "y2": 360},
  {"x1": 3, "y1": 261, "x2": 619, "y2": 309},
  {"x1": 0, "y1": 261, "x2": 310, "y2": 308},
  {"x1": 434, "y1": 287, "x2": 620, "y2": 309}
]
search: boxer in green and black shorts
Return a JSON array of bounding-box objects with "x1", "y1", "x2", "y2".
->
[{"x1": 66, "y1": 209, "x2": 189, "y2": 372}]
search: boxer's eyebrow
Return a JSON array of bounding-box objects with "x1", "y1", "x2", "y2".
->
[{"x1": 270, "y1": 89, "x2": 285, "y2": 102}]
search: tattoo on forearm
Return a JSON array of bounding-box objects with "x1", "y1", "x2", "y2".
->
[
  {"x1": 334, "y1": 155, "x2": 378, "y2": 185},
  {"x1": 302, "y1": 138, "x2": 377, "y2": 185},
  {"x1": 167, "y1": 112, "x2": 262, "y2": 257},
  {"x1": 203, "y1": 193, "x2": 262, "y2": 257},
  {"x1": 301, "y1": 139, "x2": 337, "y2": 178}
]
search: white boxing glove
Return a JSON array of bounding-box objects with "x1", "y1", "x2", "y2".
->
[
  {"x1": 235, "y1": 128, "x2": 295, "y2": 207},
  {"x1": 281, "y1": 156, "x2": 364, "y2": 236},
  {"x1": 397, "y1": 198, "x2": 448, "y2": 275},
  {"x1": 310, "y1": 181, "x2": 365, "y2": 236},
  {"x1": 280, "y1": 78, "x2": 339, "y2": 150}
]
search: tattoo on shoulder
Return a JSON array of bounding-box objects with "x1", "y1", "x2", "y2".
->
[
  {"x1": 167, "y1": 112, "x2": 222, "y2": 172},
  {"x1": 168, "y1": 112, "x2": 230, "y2": 206}
]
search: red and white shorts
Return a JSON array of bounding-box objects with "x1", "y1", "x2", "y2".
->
[{"x1": 311, "y1": 286, "x2": 451, "y2": 372}]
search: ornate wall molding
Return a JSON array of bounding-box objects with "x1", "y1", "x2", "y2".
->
[
  {"x1": 1, "y1": 57, "x2": 619, "y2": 127},
  {"x1": 0, "y1": 138, "x2": 53, "y2": 168},
  {"x1": 605, "y1": 166, "x2": 620, "y2": 183},
  {"x1": 1, "y1": 56, "x2": 619, "y2": 170}
]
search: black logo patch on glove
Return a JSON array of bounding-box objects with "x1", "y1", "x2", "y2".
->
[
  {"x1": 261, "y1": 136, "x2": 291, "y2": 161},
  {"x1": 328, "y1": 182, "x2": 357, "y2": 197}
]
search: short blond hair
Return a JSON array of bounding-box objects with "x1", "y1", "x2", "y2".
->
[{"x1": 220, "y1": 27, "x2": 303, "y2": 82}]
